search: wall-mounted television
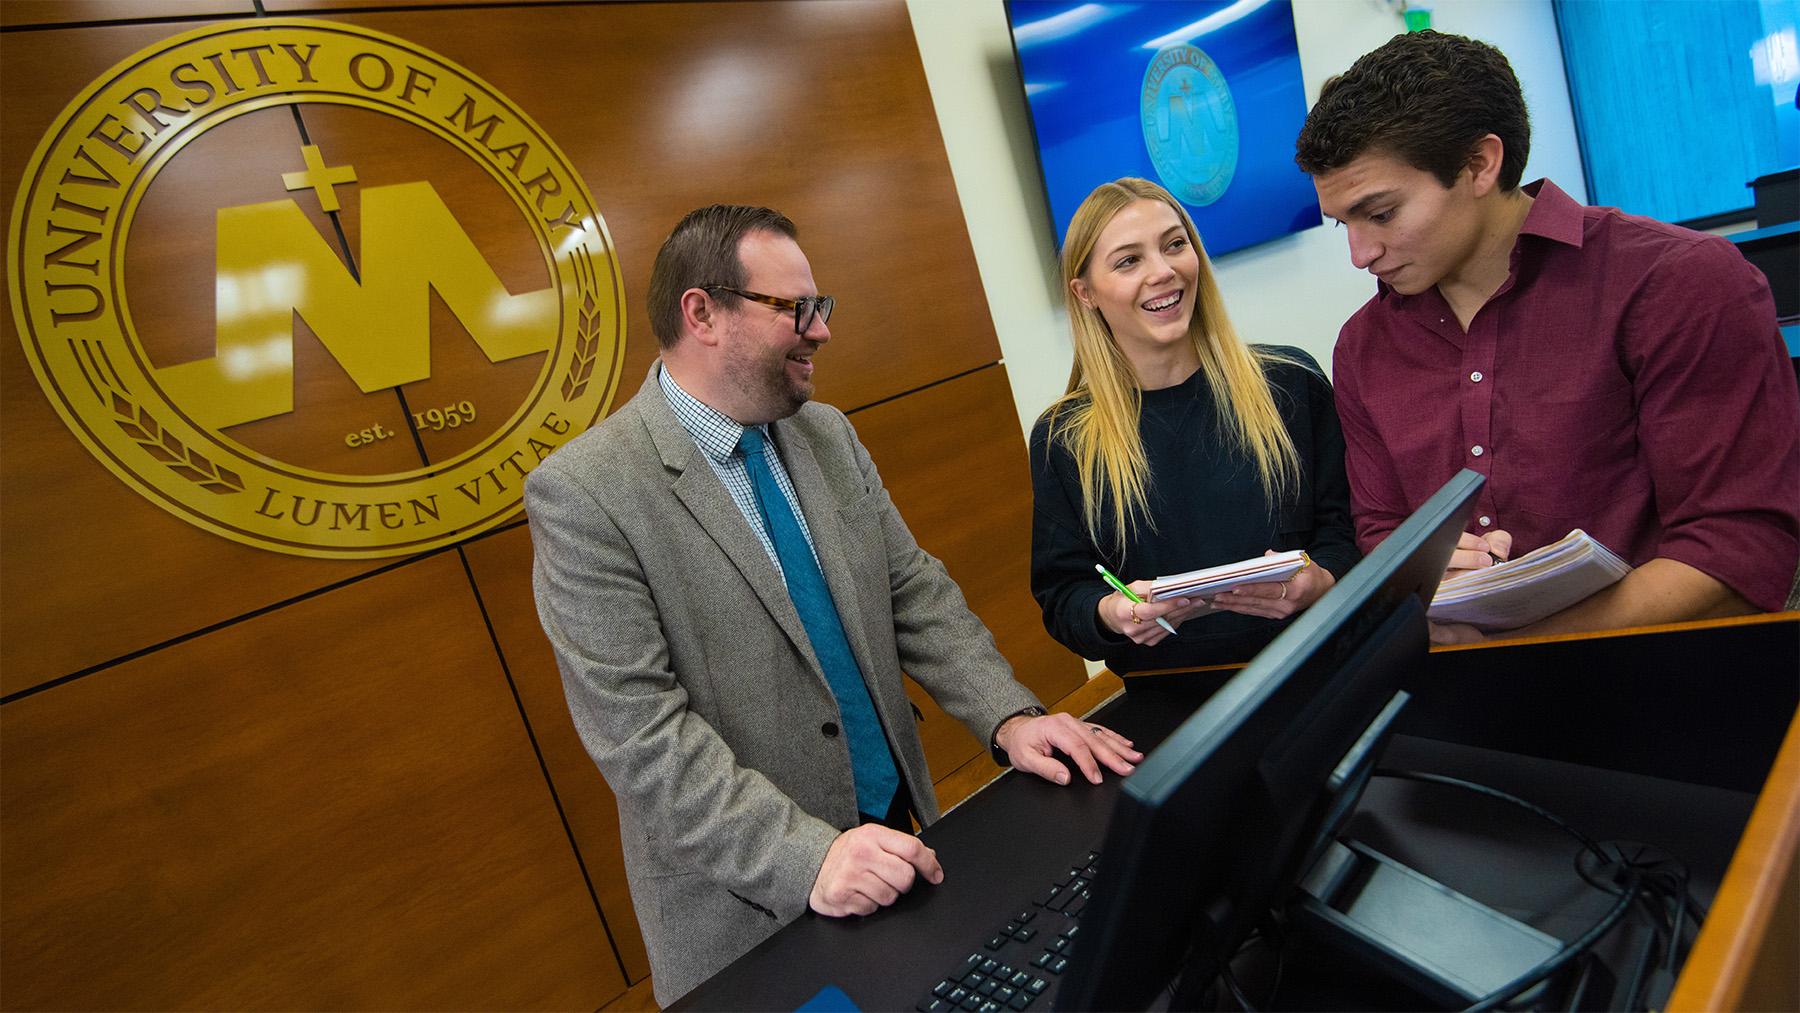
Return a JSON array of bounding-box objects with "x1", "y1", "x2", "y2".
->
[{"x1": 1006, "y1": 0, "x2": 1323, "y2": 257}]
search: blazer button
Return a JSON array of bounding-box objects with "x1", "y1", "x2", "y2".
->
[{"x1": 821, "y1": 722, "x2": 839, "y2": 737}]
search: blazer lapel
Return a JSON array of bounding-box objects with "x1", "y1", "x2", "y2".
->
[{"x1": 633, "y1": 366, "x2": 820, "y2": 675}]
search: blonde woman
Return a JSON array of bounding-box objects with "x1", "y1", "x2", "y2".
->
[{"x1": 1030, "y1": 178, "x2": 1359, "y2": 674}]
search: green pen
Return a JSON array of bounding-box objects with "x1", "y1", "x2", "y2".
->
[{"x1": 1095, "y1": 563, "x2": 1178, "y2": 636}]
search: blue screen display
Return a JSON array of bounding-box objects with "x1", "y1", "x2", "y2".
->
[{"x1": 1007, "y1": 1, "x2": 1323, "y2": 257}]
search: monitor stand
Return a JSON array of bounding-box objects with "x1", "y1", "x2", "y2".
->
[{"x1": 1294, "y1": 838, "x2": 1614, "y2": 1010}]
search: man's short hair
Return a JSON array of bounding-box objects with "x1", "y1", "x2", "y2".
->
[
  {"x1": 1294, "y1": 30, "x2": 1531, "y2": 191},
  {"x1": 647, "y1": 204, "x2": 798, "y2": 349}
]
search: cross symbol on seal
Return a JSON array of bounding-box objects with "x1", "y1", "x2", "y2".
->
[{"x1": 281, "y1": 144, "x2": 357, "y2": 213}]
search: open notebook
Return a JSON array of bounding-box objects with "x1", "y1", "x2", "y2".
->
[
  {"x1": 1147, "y1": 549, "x2": 1311, "y2": 601},
  {"x1": 1429, "y1": 529, "x2": 1632, "y2": 632}
]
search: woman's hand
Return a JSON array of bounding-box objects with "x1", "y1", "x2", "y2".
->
[
  {"x1": 1097, "y1": 578, "x2": 1193, "y2": 646},
  {"x1": 1209, "y1": 550, "x2": 1336, "y2": 620}
]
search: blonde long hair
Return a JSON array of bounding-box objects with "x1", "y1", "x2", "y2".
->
[{"x1": 1043, "y1": 178, "x2": 1303, "y2": 555}]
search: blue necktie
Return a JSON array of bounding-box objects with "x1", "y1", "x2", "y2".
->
[{"x1": 738, "y1": 427, "x2": 899, "y2": 819}]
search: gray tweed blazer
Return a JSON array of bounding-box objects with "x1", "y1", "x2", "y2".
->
[{"x1": 524, "y1": 364, "x2": 1040, "y2": 1005}]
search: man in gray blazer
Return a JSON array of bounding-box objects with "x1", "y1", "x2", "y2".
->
[{"x1": 525, "y1": 204, "x2": 1140, "y2": 1005}]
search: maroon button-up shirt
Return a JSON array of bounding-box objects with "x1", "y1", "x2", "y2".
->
[{"x1": 1333, "y1": 179, "x2": 1800, "y2": 611}]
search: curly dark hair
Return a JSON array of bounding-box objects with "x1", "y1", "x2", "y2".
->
[
  {"x1": 647, "y1": 204, "x2": 797, "y2": 349},
  {"x1": 1294, "y1": 30, "x2": 1531, "y2": 191}
]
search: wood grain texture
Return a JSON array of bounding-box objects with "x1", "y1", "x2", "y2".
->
[
  {"x1": 1668, "y1": 710, "x2": 1800, "y2": 1012},
  {"x1": 0, "y1": 21, "x2": 391, "y2": 692},
  {"x1": 0, "y1": 0, "x2": 251, "y2": 28},
  {"x1": 0, "y1": 552, "x2": 621, "y2": 1009},
  {"x1": 325, "y1": 0, "x2": 1000, "y2": 416}
]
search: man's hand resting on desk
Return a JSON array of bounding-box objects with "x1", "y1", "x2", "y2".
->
[
  {"x1": 810, "y1": 824, "x2": 944, "y2": 917},
  {"x1": 995, "y1": 712, "x2": 1142, "y2": 786}
]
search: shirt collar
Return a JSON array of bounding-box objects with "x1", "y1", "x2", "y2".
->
[
  {"x1": 1515, "y1": 178, "x2": 1585, "y2": 249},
  {"x1": 657, "y1": 361, "x2": 765, "y2": 463}
]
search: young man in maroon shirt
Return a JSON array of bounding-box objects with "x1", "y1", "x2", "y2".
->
[{"x1": 1294, "y1": 30, "x2": 1799, "y2": 643}]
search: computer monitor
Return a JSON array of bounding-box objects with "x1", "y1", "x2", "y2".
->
[{"x1": 1056, "y1": 469, "x2": 1483, "y2": 1010}]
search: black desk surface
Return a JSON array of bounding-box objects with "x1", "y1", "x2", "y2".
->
[{"x1": 675, "y1": 617, "x2": 1798, "y2": 1011}]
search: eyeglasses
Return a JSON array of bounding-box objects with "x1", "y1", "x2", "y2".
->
[{"x1": 702, "y1": 285, "x2": 835, "y2": 334}]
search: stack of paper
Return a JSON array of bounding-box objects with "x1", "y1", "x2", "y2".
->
[
  {"x1": 1148, "y1": 549, "x2": 1311, "y2": 601},
  {"x1": 1429, "y1": 529, "x2": 1632, "y2": 632}
]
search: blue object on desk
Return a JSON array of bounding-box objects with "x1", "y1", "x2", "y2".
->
[{"x1": 796, "y1": 984, "x2": 860, "y2": 1012}]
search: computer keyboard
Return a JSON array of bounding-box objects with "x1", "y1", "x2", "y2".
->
[{"x1": 913, "y1": 850, "x2": 1099, "y2": 1012}]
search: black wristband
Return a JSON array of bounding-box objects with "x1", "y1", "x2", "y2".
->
[{"x1": 990, "y1": 705, "x2": 1048, "y2": 767}]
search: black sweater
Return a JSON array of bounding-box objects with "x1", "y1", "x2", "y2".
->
[{"x1": 1029, "y1": 347, "x2": 1359, "y2": 674}]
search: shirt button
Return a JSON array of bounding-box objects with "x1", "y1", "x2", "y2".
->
[
  {"x1": 821, "y1": 722, "x2": 839, "y2": 737},
  {"x1": 1470, "y1": 371, "x2": 1484, "y2": 383},
  {"x1": 1479, "y1": 515, "x2": 1492, "y2": 527},
  {"x1": 1471, "y1": 445, "x2": 1485, "y2": 457}
]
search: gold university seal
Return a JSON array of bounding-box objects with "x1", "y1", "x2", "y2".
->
[{"x1": 9, "y1": 19, "x2": 624, "y2": 558}]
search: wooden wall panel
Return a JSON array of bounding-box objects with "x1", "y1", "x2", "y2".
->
[
  {"x1": 329, "y1": 1, "x2": 1001, "y2": 415},
  {"x1": 0, "y1": 1, "x2": 252, "y2": 29},
  {"x1": 0, "y1": 21, "x2": 389, "y2": 692},
  {"x1": 0, "y1": 553, "x2": 621, "y2": 1010},
  {"x1": 461, "y1": 523, "x2": 652, "y2": 983}
]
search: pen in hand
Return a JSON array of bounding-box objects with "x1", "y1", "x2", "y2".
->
[{"x1": 1094, "y1": 563, "x2": 1179, "y2": 636}]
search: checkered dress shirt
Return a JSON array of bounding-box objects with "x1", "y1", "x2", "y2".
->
[{"x1": 658, "y1": 363, "x2": 820, "y2": 581}]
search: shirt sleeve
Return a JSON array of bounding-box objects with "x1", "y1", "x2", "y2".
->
[
  {"x1": 1028, "y1": 415, "x2": 1131, "y2": 661},
  {"x1": 1620, "y1": 237, "x2": 1800, "y2": 611},
  {"x1": 1332, "y1": 320, "x2": 1414, "y2": 553}
]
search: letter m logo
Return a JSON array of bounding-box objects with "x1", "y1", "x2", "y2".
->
[{"x1": 155, "y1": 182, "x2": 554, "y2": 429}]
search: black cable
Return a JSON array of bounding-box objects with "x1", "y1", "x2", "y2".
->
[
  {"x1": 1219, "y1": 963, "x2": 1260, "y2": 1012},
  {"x1": 1373, "y1": 769, "x2": 1699, "y2": 1011},
  {"x1": 1464, "y1": 877, "x2": 1641, "y2": 1012},
  {"x1": 1375, "y1": 768, "x2": 1611, "y2": 863}
]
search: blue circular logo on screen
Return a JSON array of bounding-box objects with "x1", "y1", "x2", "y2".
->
[{"x1": 1141, "y1": 45, "x2": 1239, "y2": 207}]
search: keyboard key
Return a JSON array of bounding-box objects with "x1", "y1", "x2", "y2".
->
[
  {"x1": 1031, "y1": 952, "x2": 1053, "y2": 969},
  {"x1": 1063, "y1": 892, "x2": 1089, "y2": 918},
  {"x1": 934, "y1": 980, "x2": 955, "y2": 998},
  {"x1": 1050, "y1": 957, "x2": 1069, "y2": 975},
  {"x1": 1028, "y1": 977, "x2": 1050, "y2": 994},
  {"x1": 1016, "y1": 909, "x2": 1036, "y2": 924},
  {"x1": 917, "y1": 998, "x2": 949, "y2": 1013},
  {"x1": 947, "y1": 987, "x2": 969, "y2": 1004},
  {"x1": 1012, "y1": 927, "x2": 1036, "y2": 942},
  {"x1": 980, "y1": 958, "x2": 1000, "y2": 975},
  {"x1": 959, "y1": 995, "x2": 982, "y2": 1012},
  {"x1": 985, "y1": 935, "x2": 1007, "y2": 951},
  {"x1": 1036, "y1": 883, "x2": 1062, "y2": 907},
  {"x1": 996, "y1": 985, "x2": 1017, "y2": 1004},
  {"x1": 977, "y1": 980, "x2": 999, "y2": 997},
  {"x1": 1009, "y1": 971, "x2": 1032, "y2": 988},
  {"x1": 1061, "y1": 924, "x2": 1080, "y2": 941},
  {"x1": 980, "y1": 1002, "x2": 1002, "y2": 1013},
  {"x1": 1002, "y1": 921, "x2": 1021, "y2": 935},
  {"x1": 1008, "y1": 992, "x2": 1034, "y2": 1011},
  {"x1": 962, "y1": 971, "x2": 987, "y2": 989}
]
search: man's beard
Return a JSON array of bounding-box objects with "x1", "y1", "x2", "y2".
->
[{"x1": 724, "y1": 332, "x2": 813, "y2": 423}]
